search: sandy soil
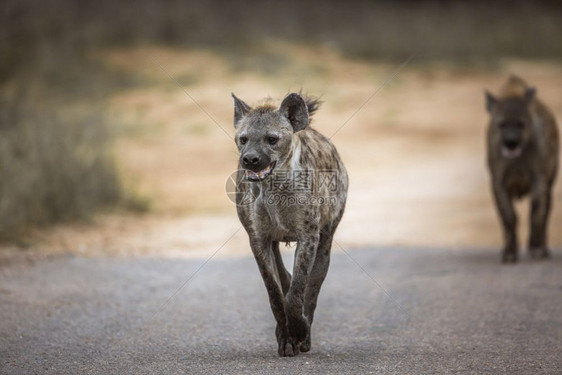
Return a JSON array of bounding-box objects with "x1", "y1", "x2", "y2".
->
[{"x1": 3, "y1": 43, "x2": 562, "y2": 261}]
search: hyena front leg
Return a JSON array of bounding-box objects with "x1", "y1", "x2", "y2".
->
[
  {"x1": 249, "y1": 238, "x2": 294, "y2": 357},
  {"x1": 300, "y1": 230, "x2": 333, "y2": 353},
  {"x1": 529, "y1": 183, "x2": 552, "y2": 259},
  {"x1": 492, "y1": 182, "x2": 518, "y2": 263},
  {"x1": 285, "y1": 232, "x2": 320, "y2": 353}
]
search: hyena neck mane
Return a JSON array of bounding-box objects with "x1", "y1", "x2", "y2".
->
[
  {"x1": 300, "y1": 95, "x2": 321, "y2": 118},
  {"x1": 249, "y1": 95, "x2": 321, "y2": 119},
  {"x1": 277, "y1": 131, "x2": 307, "y2": 171},
  {"x1": 499, "y1": 75, "x2": 531, "y2": 100},
  {"x1": 486, "y1": 75, "x2": 538, "y2": 117}
]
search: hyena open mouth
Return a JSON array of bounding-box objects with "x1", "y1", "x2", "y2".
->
[
  {"x1": 501, "y1": 144, "x2": 522, "y2": 159},
  {"x1": 246, "y1": 161, "x2": 276, "y2": 181}
]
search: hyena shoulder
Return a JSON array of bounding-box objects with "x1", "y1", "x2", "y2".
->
[{"x1": 296, "y1": 128, "x2": 343, "y2": 171}]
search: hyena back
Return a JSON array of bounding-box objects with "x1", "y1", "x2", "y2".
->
[
  {"x1": 232, "y1": 92, "x2": 348, "y2": 356},
  {"x1": 485, "y1": 75, "x2": 559, "y2": 263}
]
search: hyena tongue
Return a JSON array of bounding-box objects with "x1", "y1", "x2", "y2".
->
[
  {"x1": 246, "y1": 170, "x2": 259, "y2": 180},
  {"x1": 245, "y1": 164, "x2": 272, "y2": 181},
  {"x1": 502, "y1": 147, "x2": 522, "y2": 159},
  {"x1": 258, "y1": 166, "x2": 271, "y2": 179}
]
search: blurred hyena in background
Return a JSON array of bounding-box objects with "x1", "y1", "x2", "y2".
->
[{"x1": 485, "y1": 76, "x2": 559, "y2": 263}]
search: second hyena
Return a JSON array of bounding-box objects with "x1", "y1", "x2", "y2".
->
[
  {"x1": 485, "y1": 75, "x2": 559, "y2": 263},
  {"x1": 231, "y1": 92, "x2": 348, "y2": 356}
]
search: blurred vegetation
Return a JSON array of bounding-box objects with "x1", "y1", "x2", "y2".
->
[
  {"x1": 1, "y1": 0, "x2": 562, "y2": 241},
  {"x1": 0, "y1": 89, "x2": 120, "y2": 242},
  {"x1": 3, "y1": 0, "x2": 562, "y2": 82}
]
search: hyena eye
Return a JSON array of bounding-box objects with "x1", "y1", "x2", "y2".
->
[
  {"x1": 267, "y1": 136, "x2": 278, "y2": 145},
  {"x1": 239, "y1": 136, "x2": 248, "y2": 145}
]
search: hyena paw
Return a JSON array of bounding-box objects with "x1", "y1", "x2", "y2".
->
[
  {"x1": 287, "y1": 315, "x2": 310, "y2": 345},
  {"x1": 502, "y1": 250, "x2": 518, "y2": 264},
  {"x1": 276, "y1": 323, "x2": 299, "y2": 357},
  {"x1": 529, "y1": 247, "x2": 550, "y2": 260},
  {"x1": 278, "y1": 338, "x2": 300, "y2": 357},
  {"x1": 299, "y1": 334, "x2": 311, "y2": 353}
]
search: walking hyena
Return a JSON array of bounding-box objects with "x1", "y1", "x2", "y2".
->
[
  {"x1": 485, "y1": 75, "x2": 559, "y2": 263},
  {"x1": 231, "y1": 92, "x2": 348, "y2": 356}
]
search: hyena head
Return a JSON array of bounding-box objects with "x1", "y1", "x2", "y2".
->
[
  {"x1": 485, "y1": 86, "x2": 536, "y2": 159},
  {"x1": 231, "y1": 92, "x2": 318, "y2": 181}
]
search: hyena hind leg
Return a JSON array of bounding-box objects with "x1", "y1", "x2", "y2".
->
[
  {"x1": 300, "y1": 230, "x2": 333, "y2": 352},
  {"x1": 272, "y1": 241, "x2": 292, "y2": 294}
]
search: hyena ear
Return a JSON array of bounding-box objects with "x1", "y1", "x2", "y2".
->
[
  {"x1": 232, "y1": 93, "x2": 252, "y2": 127},
  {"x1": 485, "y1": 90, "x2": 497, "y2": 113},
  {"x1": 279, "y1": 93, "x2": 309, "y2": 132},
  {"x1": 525, "y1": 87, "x2": 536, "y2": 103}
]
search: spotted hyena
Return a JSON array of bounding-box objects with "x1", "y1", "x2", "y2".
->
[
  {"x1": 485, "y1": 75, "x2": 559, "y2": 263},
  {"x1": 231, "y1": 92, "x2": 348, "y2": 356}
]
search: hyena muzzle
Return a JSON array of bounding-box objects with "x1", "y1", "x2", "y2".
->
[
  {"x1": 485, "y1": 75, "x2": 559, "y2": 263},
  {"x1": 231, "y1": 92, "x2": 348, "y2": 356}
]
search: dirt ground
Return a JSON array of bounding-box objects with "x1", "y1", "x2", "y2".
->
[{"x1": 3, "y1": 43, "x2": 562, "y2": 261}]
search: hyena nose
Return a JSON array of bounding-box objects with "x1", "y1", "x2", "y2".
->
[{"x1": 242, "y1": 154, "x2": 260, "y2": 166}]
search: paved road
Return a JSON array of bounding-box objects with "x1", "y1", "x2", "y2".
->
[{"x1": 1, "y1": 247, "x2": 561, "y2": 374}]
